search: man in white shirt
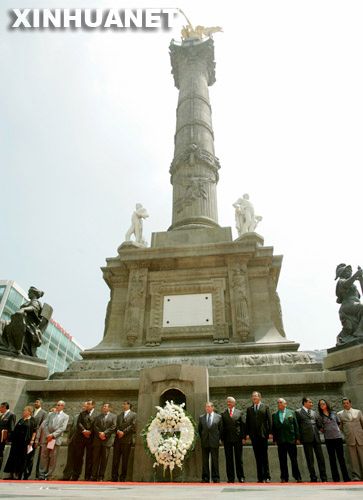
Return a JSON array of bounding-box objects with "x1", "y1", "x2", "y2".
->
[
  {"x1": 92, "y1": 403, "x2": 116, "y2": 481},
  {"x1": 112, "y1": 401, "x2": 136, "y2": 482},
  {"x1": 71, "y1": 400, "x2": 97, "y2": 480},
  {"x1": 221, "y1": 396, "x2": 246, "y2": 483},
  {"x1": 198, "y1": 402, "x2": 223, "y2": 483},
  {"x1": 338, "y1": 397, "x2": 363, "y2": 480}
]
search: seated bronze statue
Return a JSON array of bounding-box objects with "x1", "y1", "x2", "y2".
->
[
  {"x1": 0, "y1": 286, "x2": 53, "y2": 357},
  {"x1": 335, "y1": 264, "x2": 363, "y2": 346}
]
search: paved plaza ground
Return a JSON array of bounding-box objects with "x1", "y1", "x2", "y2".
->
[{"x1": 0, "y1": 481, "x2": 362, "y2": 500}]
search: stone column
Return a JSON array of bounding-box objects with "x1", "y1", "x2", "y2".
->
[{"x1": 169, "y1": 38, "x2": 220, "y2": 231}]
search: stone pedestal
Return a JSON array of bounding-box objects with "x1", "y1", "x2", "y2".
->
[
  {"x1": 0, "y1": 353, "x2": 48, "y2": 409},
  {"x1": 324, "y1": 342, "x2": 363, "y2": 409},
  {"x1": 132, "y1": 364, "x2": 209, "y2": 482}
]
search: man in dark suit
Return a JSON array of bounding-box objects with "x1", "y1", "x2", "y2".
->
[
  {"x1": 198, "y1": 402, "x2": 223, "y2": 483},
  {"x1": 0, "y1": 402, "x2": 16, "y2": 472},
  {"x1": 62, "y1": 402, "x2": 87, "y2": 481},
  {"x1": 91, "y1": 403, "x2": 116, "y2": 481},
  {"x1": 272, "y1": 398, "x2": 302, "y2": 482},
  {"x1": 245, "y1": 391, "x2": 272, "y2": 482},
  {"x1": 111, "y1": 401, "x2": 136, "y2": 482},
  {"x1": 295, "y1": 397, "x2": 327, "y2": 482},
  {"x1": 221, "y1": 396, "x2": 246, "y2": 483},
  {"x1": 71, "y1": 400, "x2": 97, "y2": 481},
  {"x1": 24, "y1": 398, "x2": 47, "y2": 479}
]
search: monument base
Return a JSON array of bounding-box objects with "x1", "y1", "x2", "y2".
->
[
  {"x1": 324, "y1": 342, "x2": 363, "y2": 409},
  {"x1": 0, "y1": 353, "x2": 48, "y2": 409}
]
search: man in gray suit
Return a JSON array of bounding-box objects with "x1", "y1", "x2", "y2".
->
[
  {"x1": 36, "y1": 400, "x2": 69, "y2": 480},
  {"x1": 338, "y1": 397, "x2": 363, "y2": 480},
  {"x1": 295, "y1": 397, "x2": 327, "y2": 482},
  {"x1": 198, "y1": 402, "x2": 223, "y2": 483}
]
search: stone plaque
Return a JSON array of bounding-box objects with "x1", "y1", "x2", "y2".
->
[{"x1": 163, "y1": 294, "x2": 213, "y2": 327}]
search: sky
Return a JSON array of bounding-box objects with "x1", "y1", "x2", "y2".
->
[{"x1": 1, "y1": 0, "x2": 362, "y2": 352}]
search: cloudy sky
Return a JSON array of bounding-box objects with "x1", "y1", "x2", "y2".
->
[{"x1": 1, "y1": 0, "x2": 362, "y2": 352}]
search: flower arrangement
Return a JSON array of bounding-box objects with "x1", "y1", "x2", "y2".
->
[{"x1": 142, "y1": 400, "x2": 196, "y2": 473}]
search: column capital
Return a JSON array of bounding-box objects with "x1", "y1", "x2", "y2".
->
[{"x1": 169, "y1": 38, "x2": 216, "y2": 89}]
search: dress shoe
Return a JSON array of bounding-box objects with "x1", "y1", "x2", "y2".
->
[
  {"x1": 227, "y1": 480, "x2": 234, "y2": 483},
  {"x1": 238, "y1": 478, "x2": 245, "y2": 483},
  {"x1": 213, "y1": 480, "x2": 220, "y2": 483},
  {"x1": 264, "y1": 479, "x2": 271, "y2": 483},
  {"x1": 310, "y1": 479, "x2": 318, "y2": 483}
]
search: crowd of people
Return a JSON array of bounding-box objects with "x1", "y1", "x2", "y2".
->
[
  {"x1": 199, "y1": 392, "x2": 363, "y2": 483},
  {"x1": 0, "y1": 399, "x2": 136, "y2": 481},
  {"x1": 0, "y1": 392, "x2": 362, "y2": 483}
]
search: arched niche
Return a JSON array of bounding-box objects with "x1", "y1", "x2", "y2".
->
[{"x1": 159, "y1": 388, "x2": 186, "y2": 409}]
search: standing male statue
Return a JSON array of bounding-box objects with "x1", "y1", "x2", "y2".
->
[
  {"x1": 335, "y1": 264, "x2": 363, "y2": 346},
  {"x1": 233, "y1": 194, "x2": 262, "y2": 236},
  {"x1": 125, "y1": 203, "x2": 149, "y2": 246}
]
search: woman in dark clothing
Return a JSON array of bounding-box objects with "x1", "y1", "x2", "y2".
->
[
  {"x1": 4, "y1": 406, "x2": 36, "y2": 479},
  {"x1": 318, "y1": 399, "x2": 350, "y2": 482}
]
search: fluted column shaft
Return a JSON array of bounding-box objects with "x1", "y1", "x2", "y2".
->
[{"x1": 169, "y1": 38, "x2": 220, "y2": 231}]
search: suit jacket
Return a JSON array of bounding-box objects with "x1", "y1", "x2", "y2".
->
[
  {"x1": 337, "y1": 408, "x2": 363, "y2": 446},
  {"x1": 33, "y1": 408, "x2": 47, "y2": 430},
  {"x1": 246, "y1": 403, "x2": 272, "y2": 439},
  {"x1": 37, "y1": 411, "x2": 69, "y2": 446},
  {"x1": 198, "y1": 412, "x2": 223, "y2": 448},
  {"x1": 93, "y1": 412, "x2": 117, "y2": 448},
  {"x1": 0, "y1": 410, "x2": 16, "y2": 443},
  {"x1": 114, "y1": 411, "x2": 136, "y2": 445},
  {"x1": 75, "y1": 409, "x2": 97, "y2": 442},
  {"x1": 272, "y1": 408, "x2": 300, "y2": 444},
  {"x1": 221, "y1": 408, "x2": 246, "y2": 443},
  {"x1": 295, "y1": 407, "x2": 322, "y2": 444}
]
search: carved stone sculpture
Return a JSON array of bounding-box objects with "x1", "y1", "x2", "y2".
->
[
  {"x1": 125, "y1": 203, "x2": 149, "y2": 246},
  {"x1": 233, "y1": 194, "x2": 262, "y2": 236},
  {"x1": 335, "y1": 263, "x2": 363, "y2": 346},
  {"x1": 0, "y1": 286, "x2": 53, "y2": 357}
]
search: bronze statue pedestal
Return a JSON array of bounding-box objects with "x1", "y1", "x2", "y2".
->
[{"x1": 324, "y1": 341, "x2": 363, "y2": 410}]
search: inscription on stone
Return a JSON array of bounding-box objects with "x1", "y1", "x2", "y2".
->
[{"x1": 163, "y1": 293, "x2": 213, "y2": 327}]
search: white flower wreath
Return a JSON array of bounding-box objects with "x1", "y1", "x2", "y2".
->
[{"x1": 143, "y1": 400, "x2": 196, "y2": 472}]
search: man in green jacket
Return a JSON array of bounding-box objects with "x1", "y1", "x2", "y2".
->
[{"x1": 272, "y1": 398, "x2": 302, "y2": 483}]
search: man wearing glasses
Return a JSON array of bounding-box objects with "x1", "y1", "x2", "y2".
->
[{"x1": 36, "y1": 400, "x2": 69, "y2": 480}]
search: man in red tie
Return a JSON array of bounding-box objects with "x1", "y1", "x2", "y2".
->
[{"x1": 221, "y1": 396, "x2": 246, "y2": 483}]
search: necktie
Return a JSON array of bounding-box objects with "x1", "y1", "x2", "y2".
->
[
  {"x1": 229, "y1": 409, "x2": 233, "y2": 417},
  {"x1": 207, "y1": 414, "x2": 212, "y2": 428},
  {"x1": 254, "y1": 404, "x2": 258, "y2": 413},
  {"x1": 307, "y1": 409, "x2": 312, "y2": 418}
]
